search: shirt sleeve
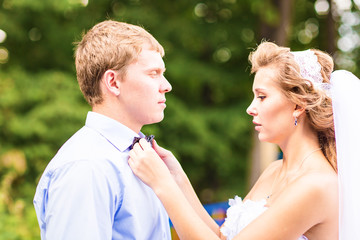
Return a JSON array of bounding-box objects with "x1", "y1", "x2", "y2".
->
[{"x1": 44, "y1": 160, "x2": 119, "y2": 240}]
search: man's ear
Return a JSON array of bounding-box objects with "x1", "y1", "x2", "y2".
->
[
  {"x1": 103, "y1": 70, "x2": 121, "y2": 96},
  {"x1": 293, "y1": 104, "x2": 306, "y2": 118}
]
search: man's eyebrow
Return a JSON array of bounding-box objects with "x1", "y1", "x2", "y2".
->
[{"x1": 147, "y1": 67, "x2": 166, "y2": 72}]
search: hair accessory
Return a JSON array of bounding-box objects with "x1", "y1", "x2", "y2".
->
[{"x1": 290, "y1": 50, "x2": 331, "y2": 97}]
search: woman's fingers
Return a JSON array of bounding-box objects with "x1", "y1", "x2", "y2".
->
[
  {"x1": 129, "y1": 148, "x2": 136, "y2": 159},
  {"x1": 130, "y1": 139, "x2": 156, "y2": 167},
  {"x1": 128, "y1": 139, "x2": 170, "y2": 188},
  {"x1": 128, "y1": 153, "x2": 136, "y2": 171},
  {"x1": 139, "y1": 138, "x2": 152, "y2": 150},
  {"x1": 153, "y1": 139, "x2": 160, "y2": 150},
  {"x1": 133, "y1": 142, "x2": 143, "y2": 152},
  {"x1": 152, "y1": 139, "x2": 171, "y2": 158}
]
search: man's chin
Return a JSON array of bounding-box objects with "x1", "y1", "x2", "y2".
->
[{"x1": 145, "y1": 115, "x2": 165, "y2": 125}]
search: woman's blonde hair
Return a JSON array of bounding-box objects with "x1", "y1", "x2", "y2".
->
[{"x1": 249, "y1": 42, "x2": 337, "y2": 171}]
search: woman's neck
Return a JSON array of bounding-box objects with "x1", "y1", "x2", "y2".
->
[{"x1": 278, "y1": 122, "x2": 321, "y2": 172}]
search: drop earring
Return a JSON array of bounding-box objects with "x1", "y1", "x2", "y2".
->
[{"x1": 294, "y1": 116, "x2": 298, "y2": 126}]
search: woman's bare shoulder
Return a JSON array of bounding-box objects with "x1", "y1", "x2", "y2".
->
[
  {"x1": 281, "y1": 170, "x2": 338, "y2": 212},
  {"x1": 300, "y1": 161, "x2": 337, "y2": 187}
]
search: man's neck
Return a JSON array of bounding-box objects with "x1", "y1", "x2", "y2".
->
[{"x1": 92, "y1": 104, "x2": 142, "y2": 134}]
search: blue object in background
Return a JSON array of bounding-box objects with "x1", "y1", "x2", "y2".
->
[
  {"x1": 204, "y1": 201, "x2": 229, "y2": 226},
  {"x1": 170, "y1": 201, "x2": 229, "y2": 238}
]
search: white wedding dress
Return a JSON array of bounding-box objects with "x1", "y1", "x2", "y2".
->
[{"x1": 220, "y1": 196, "x2": 308, "y2": 240}]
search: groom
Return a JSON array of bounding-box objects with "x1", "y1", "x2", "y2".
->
[{"x1": 33, "y1": 20, "x2": 172, "y2": 239}]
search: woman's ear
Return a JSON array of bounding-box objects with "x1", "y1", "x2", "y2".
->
[
  {"x1": 102, "y1": 70, "x2": 121, "y2": 96},
  {"x1": 293, "y1": 104, "x2": 306, "y2": 118}
]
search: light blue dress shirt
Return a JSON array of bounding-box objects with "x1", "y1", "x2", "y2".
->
[{"x1": 33, "y1": 111, "x2": 171, "y2": 240}]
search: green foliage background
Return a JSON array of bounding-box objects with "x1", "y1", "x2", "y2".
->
[{"x1": 0, "y1": 0, "x2": 359, "y2": 238}]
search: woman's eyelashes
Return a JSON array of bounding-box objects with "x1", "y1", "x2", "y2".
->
[{"x1": 257, "y1": 95, "x2": 266, "y2": 100}]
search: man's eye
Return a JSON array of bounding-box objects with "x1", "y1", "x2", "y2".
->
[{"x1": 149, "y1": 71, "x2": 159, "y2": 77}]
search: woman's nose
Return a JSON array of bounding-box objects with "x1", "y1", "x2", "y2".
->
[{"x1": 246, "y1": 100, "x2": 257, "y2": 116}]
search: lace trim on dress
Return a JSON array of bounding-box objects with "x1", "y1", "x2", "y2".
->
[{"x1": 220, "y1": 196, "x2": 308, "y2": 240}]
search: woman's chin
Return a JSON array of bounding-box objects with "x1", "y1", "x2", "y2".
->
[{"x1": 257, "y1": 134, "x2": 275, "y2": 144}]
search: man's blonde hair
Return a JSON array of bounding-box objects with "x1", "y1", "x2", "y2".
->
[{"x1": 74, "y1": 20, "x2": 164, "y2": 106}]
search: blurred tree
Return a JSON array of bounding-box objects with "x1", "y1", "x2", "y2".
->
[{"x1": 256, "y1": 0, "x2": 294, "y2": 45}]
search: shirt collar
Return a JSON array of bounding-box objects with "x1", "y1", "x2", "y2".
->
[{"x1": 85, "y1": 111, "x2": 144, "y2": 152}]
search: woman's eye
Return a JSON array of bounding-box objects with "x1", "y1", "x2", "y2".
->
[{"x1": 258, "y1": 96, "x2": 266, "y2": 100}]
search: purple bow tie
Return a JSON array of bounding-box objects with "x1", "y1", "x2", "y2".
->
[{"x1": 131, "y1": 135, "x2": 155, "y2": 149}]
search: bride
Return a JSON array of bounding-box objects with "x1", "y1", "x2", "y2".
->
[{"x1": 128, "y1": 42, "x2": 360, "y2": 239}]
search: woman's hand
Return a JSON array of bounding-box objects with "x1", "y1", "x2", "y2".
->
[
  {"x1": 151, "y1": 139, "x2": 185, "y2": 181},
  {"x1": 128, "y1": 139, "x2": 175, "y2": 190}
]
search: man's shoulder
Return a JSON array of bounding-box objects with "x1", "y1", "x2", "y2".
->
[
  {"x1": 46, "y1": 126, "x2": 126, "y2": 174},
  {"x1": 36, "y1": 138, "x2": 124, "y2": 198},
  {"x1": 56, "y1": 125, "x2": 120, "y2": 155},
  {"x1": 59, "y1": 125, "x2": 102, "y2": 149}
]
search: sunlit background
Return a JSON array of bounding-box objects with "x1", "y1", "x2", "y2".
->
[{"x1": 0, "y1": 0, "x2": 359, "y2": 239}]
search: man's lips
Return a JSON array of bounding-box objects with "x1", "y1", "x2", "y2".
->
[{"x1": 158, "y1": 99, "x2": 166, "y2": 107}]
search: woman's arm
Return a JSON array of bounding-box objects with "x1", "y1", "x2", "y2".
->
[
  {"x1": 129, "y1": 139, "x2": 220, "y2": 238},
  {"x1": 154, "y1": 171, "x2": 220, "y2": 239},
  {"x1": 174, "y1": 168, "x2": 221, "y2": 235}
]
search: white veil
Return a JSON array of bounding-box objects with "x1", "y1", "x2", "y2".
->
[{"x1": 331, "y1": 70, "x2": 360, "y2": 239}]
